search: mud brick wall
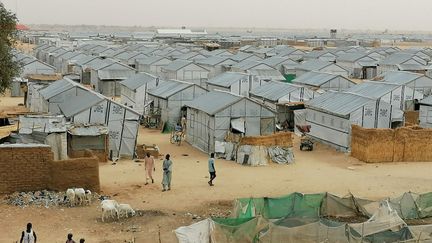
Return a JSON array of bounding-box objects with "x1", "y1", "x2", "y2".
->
[
  {"x1": 68, "y1": 149, "x2": 108, "y2": 163},
  {"x1": 0, "y1": 146, "x2": 52, "y2": 194},
  {"x1": 50, "y1": 152, "x2": 100, "y2": 192},
  {"x1": 0, "y1": 146, "x2": 100, "y2": 194}
]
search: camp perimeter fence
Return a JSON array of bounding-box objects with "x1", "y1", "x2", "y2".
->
[
  {"x1": 175, "y1": 192, "x2": 432, "y2": 243},
  {"x1": 351, "y1": 125, "x2": 432, "y2": 163}
]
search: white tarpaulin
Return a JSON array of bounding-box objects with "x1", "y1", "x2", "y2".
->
[
  {"x1": 231, "y1": 118, "x2": 245, "y2": 133},
  {"x1": 237, "y1": 145, "x2": 268, "y2": 166},
  {"x1": 175, "y1": 218, "x2": 213, "y2": 243},
  {"x1": 215, "y1": 141, "x2": 226, "y2": 153}
]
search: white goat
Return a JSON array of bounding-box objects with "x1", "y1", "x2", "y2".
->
[
  {"x1": 66, "y1": 188, "x2": 75, "y2": 206},
  {"x1": 84, "y1": 190, "x2": 92, "y2": 205},
  {"x1": 118, "y1": 204, "x2": 136, "y2": 218},
  {"x1": 101, "y1": 200, "x2": 119, "y2": 222},
  {"x1": 74, "y1": 188, "x2": 86, "y2": 206}
]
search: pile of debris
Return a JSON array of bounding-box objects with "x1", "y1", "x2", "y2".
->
[{"x1": 4, "y1": 190, "x2": 67, "y2": 208}]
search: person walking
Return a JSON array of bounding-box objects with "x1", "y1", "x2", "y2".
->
[
  {"x1": 144, "y1": 152, "x2": 155, "y2": 185},
  {"x1": 20, "y1": 222, "x2": 37, "y2": 243},
  {"x1": 162, "y1": 154, "x2": 173, "y2": 191},
  {"x1": 208, "y1": 153, "x2": 216, "y2": 186},
  {"x1": 79, "y1": 239, "x2": 85, "y2": 243},
  {"x1": 66, "y1": 233, "x2": 76, "y2": 243}
]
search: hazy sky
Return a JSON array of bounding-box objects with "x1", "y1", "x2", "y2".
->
[{"x1": 1, "y1": 0, "x2": 432, "y2": 31}]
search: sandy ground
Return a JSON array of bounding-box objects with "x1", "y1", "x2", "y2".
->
[{"x1": 2, "y1": 98, "x2": 432, "y2": 241}]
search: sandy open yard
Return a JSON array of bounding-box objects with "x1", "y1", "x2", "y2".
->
[{"x1": 1, "y1": 96, "x2": 432, "y2": 242}]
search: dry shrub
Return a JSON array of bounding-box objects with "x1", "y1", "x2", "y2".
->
[
  {"x1": 240, "y1": 132, "x2": 293, "y2": 147},
  {"x1": 351, "y1": 125, "x2": 394, "y2": 163},
  {"x1": 352, "y1": 125, "x2": 432, "y2": 163},
  {"x1": 404, "y1": 111, "x2": 420, "y2": 125}
]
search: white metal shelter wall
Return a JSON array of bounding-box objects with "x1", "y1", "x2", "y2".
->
[
  {"x1": 90, "y1": 70, "x2": 99, "y2": 90},
  {"x1": 28, "y1": 83, "x2": 49, "y2": 113},
  {"x1": 119, "y1": 110, "x2": 140, "y2": 157},
  {"x1": 99, "y1": 80, "x2": 122, "y2": 97},
  {"x1": 306, "y1": 109, "x2": 351, "y2": 149},
  {"x1": 73, "y1": 100, "x2": 139, "y2": 158},
  {"x1": 11, "y1": 81, "x2": 25, "y2": 97},
  {"x1": 152, "y1": 85, "x2": 208, "y2": 127},
  {"x1": 420, "y1": 104, "x2": 432, "y2": 128},
  {"x1": 187, "y1": 99, "x2": 275, "y2": 153},
  {"x1": 22, "y1": 62, "x2": 55, "y2": 76},
  {"x1": 47, "y1": 87, "x2": 80, "y2": 115},
  {"x1": 120, "y1": 86, "x2": 136, "y2": 110},
  {"x1": 411, "y1": 77, "x2": 432, "y2": 96},
  {"x1": 186, "y1": 108, "x2": 214, "y2": 153},
  {"x1": 177, "y1": 66, "x2": 209, "y2": 87}
]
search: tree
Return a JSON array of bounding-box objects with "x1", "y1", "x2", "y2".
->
[{"x1": 0, "y1": 3, "x2": 20, "y2": 94}]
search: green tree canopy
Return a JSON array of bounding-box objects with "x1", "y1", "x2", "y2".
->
[{"x1": 0, "y1": 3, "x2": 20, "y2": 94}]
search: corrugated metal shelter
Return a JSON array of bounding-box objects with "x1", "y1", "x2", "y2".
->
[
  {"x1": 58, "y1": 52, "x2": 88, "y2": 74},
  {"x1": 277, "y1": 49, "x2": 306, "y2": 61},
  {"x1": 375, "y1": 71, "x2": 432, "y2": 96},
  {"x1": 161, "y1": 60, "x2": 210, "y2": 87},
  {"x1": 260, "y1": 56, "x2": 299, "y2": 74},
  {"x1": 303, "y1": 50, "x2": 337, "y2": 62},
  {"x1": 292, "y1": 71, "x2": 356, "y2": 91},
  {"x1": 305, "y1": 92, "x2": 403, "y2": 150},
  {"x1": 34, "y1": 78, "x2": 140, "y2": 158},
  {"x1": 295, "y1": 60, "x2": 349, "y2": 77},
  {"x1": 90, "y1": 61, "x2": 136, "y2": 97},
  {"x1": 250, "y1": 81, "x2": 316, "y2": 105},
  {"x1": 185, "y1": 91, "x2": 275, "y2": 153},
  {"x1": 120, "y1": 72, "x2": 164, "y2": 115},
  {"x1": 346, "y1": 81, "x2": 423, "y2": 110},
  {"x1": 336, "y1": 52, "x2": 378, "y2": 79},
  {"x1": 173, "y1": 51, "x2": 207, "y2": 61},
  {"x1": 135, "y1": 56, "x2": 172, "y2": 75},
  {"x1": 231, "y1": 61, "x2": 285, "y2": 81},
  {"x1": 206, "y1": 72, "x2": 259, "y2": 96},
  {"x1": 147, "y1": 80, "x2": 208, "y2": 126},
  {"x1": 249, "y1": 81, "x2": 316, "y2": 128},
  {"x1": 195, "y1": 56, "x2": 237, "y2": 78},
  {"x1": 229, "y1": 52, "x2": 262, "y2": 62},
  {"x1": 20, "y1": 59, "x2": 56, "y2": 76},
  {"x1": 419, "y1": 96, "x2": 432, "y2": 128},
  {"x1": 378, "y1": 53, "x2": 428, "y2": 75}
]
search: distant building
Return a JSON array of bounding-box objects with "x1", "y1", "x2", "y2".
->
[
  {"x1": 185, "y1": 91, "x2": 276, "y2": 153},
  {"x1": 330, "y1": 29, "x2": 337, "y2": 39}
]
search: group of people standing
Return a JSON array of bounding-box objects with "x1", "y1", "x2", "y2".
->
[
  {"x1": 19, "y1": 223, "x2": 85, "y2": 243},
  {"x1": 143, "y1": 152, "x2": 216, "y2": 191}
]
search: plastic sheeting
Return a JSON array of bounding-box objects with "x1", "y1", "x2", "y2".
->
[
  {"x1": 175, "y1": 218, "x2": 213, "y2": 243},
  {"x1": 349, "y1": 201, "x2": 407, "y2": 238},
  {"x1": 267, "y1": 147, "x2": 294, "y2": 164},
  {"x1": 176, "y1": 192, "x2": 432, "y2": 243},
  {"x1": 236, "y1": 145, "x2": 268, "y2": 166},
  {"x1": 231, "y1": 118, "x2": 245, "y2": 133}
]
